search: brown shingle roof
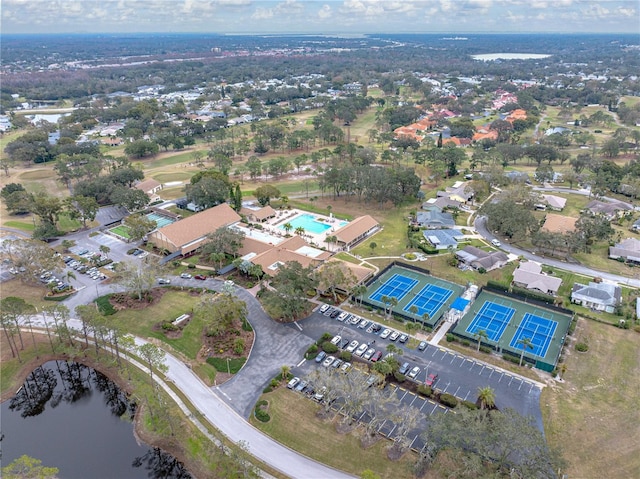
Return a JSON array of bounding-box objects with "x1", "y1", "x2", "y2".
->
[
  {"x1": 151, "y1": 203, "x2": 240, "y2": 250},
  {"x1": 134, "y1": 179, "x2": 162, "y2": 193},
  {"x1": 334, "y1": 215, "x2": 379, "y2": 245},
  {"x1": 541, "y1": 214, "x2": 577, "y2": 234}
]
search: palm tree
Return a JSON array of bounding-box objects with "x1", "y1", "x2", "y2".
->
[
  {"x1": 351, "y1": 284, "x2": 367, "y2": 309},
  {"x1": 295, "y1": 226, "x2": 305, "y2": 237},
  {"x1": 556, "y1": 363, "x2": 568, "y2": 380},
  {"x1": 408, "y1": 305, "x2": 419, "y2": 317},
  {"x1": 421, "y1": 312, "x2": 430, "y2": 329},
  {"x1": 380, "y1": 295, "x2": 390, "y2": 319},
  {"x1": 66, "y1": 271, "x2": 76, "y2": 285},
  {"x1": 283, "y1": 222, "x2": 293, "y2": 235},
  {"x1": 476, "y1": 386, "x2": 496, "y2": 410},
  {"x1": 388, "y1": 297, "x2": 398, "y2": 320},
  {"x1": 474, "y1": 329, "x2": 488, "y2": 351},
  {"x1": 280, "y1": 364, "x2": 291, "y2": 380},
  {"x1": 99, "y1": 245, "x2": 111, "y2": 257},
  {"x1": 517, "y1": 337, "x2": 534, "y2": 366}
]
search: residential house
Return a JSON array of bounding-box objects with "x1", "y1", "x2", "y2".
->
[
  {"x1": 571, "y1": 281, "x2": 621, "y2": 313},
  {"x1": 608, "y1": 237, "x2": 640, "y2": 263},
  {"x1": 541, "y1": 214, "x2": 578, "y2": 234},
  {"x1": 541, "y1": 194, "x2": 567, "y2": 211},
  {"x1": 456, "y1": 246, "x2": 509, "y2": 272},
  {"x1": 332, "y1": 215, "x2": 380, "y2": 251},
  {"x1": 240, "y1": 235, "x2": 331, "y2": 276},
  {"x1": 148, "y1": 203, "x2": 241, "y2": 256},
  {"x1": 423, "y1": 229, "x2": 463, "y2": 250},
  {"x1": 584, "y1": 200, "x2": 633, "y2": 220},
  {"x1": 416, "y1": 207, "x2": 455, "y2": 229},
  {"x1": 102, "y1": 137, "x2": 124, "y2": 146},
  {"x1": 512, "y1": 261, "x2": 562, "y2": 296},
  {"x1": 133, "y1": 179, "x2": 163, "y2": 202},
  {"x1": 505, "y1": 171, "x2": 531, "y2": 184}
]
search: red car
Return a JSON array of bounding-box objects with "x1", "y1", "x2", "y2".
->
[
  {"x1": 194, "y1": 274, "x2": 207, "y2": 280},
  {"x1": 370, "y1": 351, "x2": 383, "y2": 362},
  {"x1": 425, "y1": 373, "x2": 438, "y2": 387}
]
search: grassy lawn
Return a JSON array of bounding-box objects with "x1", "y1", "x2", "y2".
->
[
  {"x1": 152, "y1": 171, "x2": 193, "y2": 183},
  {"x1": 0, "y1": 279, "x2": 54, "y2": 309},
  {"x1": 4, "y1": 220, "x2": 35, "y2": 231},
  {"x1": 541, "y1": 319, "x2": 640, "y2": 479},
  {"x1": 109, "y1": 225, "x2": 131, "y2": 239},
  {"x1": 251, "y1": 387, "x2": 416, "y2": 479},
  {"x1": 159, "y1": 185, "x2": 187, "y2": 200},
  {"x1": 107, "y1": 290, "x2": 203, "y2": 360}
]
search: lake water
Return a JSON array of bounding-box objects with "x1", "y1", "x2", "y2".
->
[
  {"x1": 0, "y1": 361, "x2": 191, "y2": 479},
  {"x1": 472, "y1": 53, "x2": 552, "y2": 61}
]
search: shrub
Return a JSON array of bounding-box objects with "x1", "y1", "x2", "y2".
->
[
  {"x1": 188, "y1": 263, "x2": 196, "y2": 269},
  {"x1": 462, "y1": 340, "x2": 471, "y2": 347},
  {"x1": 233, "y1": 338, "x2": 245, "y2": 355},
  {"x1": 161, "y1": 322, "x2": 178, "y2": 331},
  {"x1": 254, "y1": 408, "x2": 270, "y2": 422},
  {"x1": 460, "y1": 400, "x2": 478, "y2": 410},
  {"x1": 439, "y1": 393, "x2": 458, "y2": 408},
  {"x1": 477, "y1": 267, "x2": 487, "y2": 274},
  {"x1": 340, "y1": 351, "x2": 352, "y2": 362},
  {"x1": 575, "y1": 342, "x2": 589, "y2": 352},
  {"x1": 322, "y1": 341, "x2": 338, "y2": 354},
  {"x1": 446, "y1": 333, "x2": 456, "y2": 342},
  {"x1": 479, "y1": 346, "x2": 493, "y2": 354},
  {"x1": 306, "y1": 344, "x2": 319, "y2": 356},
  {"x1": 404, "y1": 253, "x2": 417, "y2": 260},
  {"x1": 242, "y1": 319, "x2": 253, "y2": 332},
  {"x1": 126, "y1": 248, "x2": 137, "y2": 255},
  {"x1": 263, "y1": 385, "x2": 274, "y2": 394},
  {"x1": 502, "y1": 354, "x2": 521, "y2": 364},
  {"x1": 393, "y1": 371, "x2": 406, "y2": 382},
  {"x1": 44, "y1": 293, "x2": 73, "y2": 302},
  {"x1": 256, "y1": 399, "x2": 267, "y2": 407},
  {"x1": 321, "y1": 332, "x2": 333, "y2": 342},
  {"x1": 417, "y1": 385, "x2": 432, "y2": 397},
  {"x1": 89, "y1": 231, "x2": 99, "y2": 237}
]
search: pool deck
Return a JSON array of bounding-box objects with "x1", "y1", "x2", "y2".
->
[{"x1": 259, "y1": 209, "x2": 347, "y2": 251}]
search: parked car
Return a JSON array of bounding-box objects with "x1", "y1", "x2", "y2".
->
[
  {"x1": 337, "y1": 311, "x2": 349, "y2": 321},
  {"x1": 398, "y1": 334, "x2": 408, "y2": 343},
  {"x1": 322, "y1": 355, "x2": 336, "y2": 367},
  {"x1": 330, "y1": 309, "x2": 341, "y2": 319},
  {"x1": 319, "y1": 304, "x2": 330, "y2": 313},
  {"x1": 491, "y1": 239, "x2": 501, "y2": 247},
  {"x1": 340, "y1": 362, "x2": 351, "y2": 373},
  {"x1": 370, "y1": 351, "x2": 382, "y2": 362},
  {"x1": 349, "y1": 315, "x2": 361, "y2": 325},
  {"x1": 425, "y1": 373, "x2": 438, "y2": 387},
  {"x1": 418, "y1": 341, "x2": 427, "y2": 351},
  {"x1": 371, "y1": 323, "x2": 382, "y2": 332},
  {"x1": 355, "y1": 343, "x2": 368, "y2": 356},
  {"x1": 295, "y1": 380, "x2": 308, "y2": 392},
  {"x1": 363, "y1": 348, "x2": 375, "y2": 360},
  {"x1": 330, "y1": 335, "x2": 342, "y2": 345},
  {"x1": 180, "y1": 273, "x2": 192, "y2": 279},
  {"x1": 358, "y1": 319, "x2": 370, "y2": 330},
  {"x1": 157, "y1": 278, "x2": 171, "y2": 284},
  {"x1": 315, "y1": 351, "x2": 327, "y2": 363},
  {"x1": 408, "y1": 366, "x2": 421, "y2": 379},
  {"x1": 313, "y1": 386, "x2": 326, "y2": 401},
  {"x1": 389, "y1": 331, "x2": 400, "y2": 341},
  {"x1": 380, "y1": 329, "x2": 391, "y2": 339},
  {"x1": 346, "y1": 340, "x2": 359, "y2": 353},
  {"x1": 331, "y1": 359, "x2": 343, "y2": 369},
  {"x1": 287, "y1": 377, "x2": 300, "y2": 389},
  {"x1": 194, "y1": 274, "x2": 207, "y2": 280},
  {"x1": 399, "y1": 362, "x2": 410, "y2": 375},
  {"x1": 323, "y1": 307, "x2": 335, "y2": 317}
]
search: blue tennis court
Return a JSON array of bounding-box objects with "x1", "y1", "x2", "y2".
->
[
  {"x1": 510, "y1": 313, "x2": 558, "y2": 358},
  {"x1": 466, "y1": 301, "x2": 515, "y2": 342},
  {"x1": 369, "y1": 273, "x2": 418, "y2": 303},
  {"x1": 403, "y1": 283, "x2": 453, "y2": 318}
]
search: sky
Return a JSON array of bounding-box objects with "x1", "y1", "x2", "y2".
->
[{"x1": 1, "y1": 0, "x2": 639, "y2": 35}]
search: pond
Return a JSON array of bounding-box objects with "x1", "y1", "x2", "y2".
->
[{"x1": 1, "y1": 361, "x2": 191, "y2": 479}]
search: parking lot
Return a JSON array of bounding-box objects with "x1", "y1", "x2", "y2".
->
[{"x1": 292, "y1": 304, "x2": 544, "y2": 431}]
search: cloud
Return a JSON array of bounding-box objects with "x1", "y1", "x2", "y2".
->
[
  {"x1": 318, "y1": 4, "x2": 332, "y2": 19},
  {"x1": 251, "y1": 7, "x2": 274, "y2": 20}
]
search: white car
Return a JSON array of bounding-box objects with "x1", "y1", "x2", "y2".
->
[
  {"x1": 355, "y1": 343, "x2": 368, "y2": 356},
  {"x1": 358, "y1": 319, "x2": 370, "y2": 330},
  {"x1": 322, "y1": 355, "x2": 336, "y2": 367},
  {"x1": 319, "y1": 304, "x2": 330, "y2": 313},
  {"x1": 346, "y1": 340, "x2": 359, "y2": 353},
  {"x1": 287, "y1": 377, "x2": 300, "y2": 389},
  {"x1": 363, "y1": 348, "x2": 375, "y2": 360},
  {"x1": 349, "y1": 315, "x2": 361, "y2": 325},
  {"x1": 330, "y1": 335, "x2": 342, "y2": 345},
  {"x1": 380, "y1": 329, "x2": 391, "y2": 339},
  {"x1": 389, "y1": 331, "x2": 400, "y2": 341},
  {"x1": 340, "y1": 362, "x2": 351, "y2": 373},
  {"x1": 491, "y1": 239, "x2": 501, "y2": 247},
  {"x1": 180, "y1": 273, "x2": 192, "y2": 279},
  {"x1": 408, "y1": 366, "x2": 421, "y2": 379},
  {"x1": 337, "y1": 311, "x2": 349, "y2": 322}
]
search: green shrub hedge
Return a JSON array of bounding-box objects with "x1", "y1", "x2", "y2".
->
[
  {"x1": 254, "y1": 408, "x2": 270, "y2": 422},
  {"x1": 460, "y1": 400, "x2": 478, "y2": 410},
  {"x1": 446, "y1": 333, "x2": 456, "y2": 342},
  {"x1": 340, "y1": 351, "x2": 352, "y2": 362},
  {"x1": 439, "y1": 393, "x2": 458, "y2": 408},
  {"x1": 417, "y1": 385, "x2": 432, "y2": 397},
  {"x1": 95, "y1": 295, "x2": 116, "y2": 315},
  {"x1": 575, "y1": 342, "x2": 589, "y2": 352},
  {"x1": 322, "y1": 341, "x2": 338, "y2": 354}
]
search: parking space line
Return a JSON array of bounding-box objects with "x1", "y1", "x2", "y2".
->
[
  {"x1": 478, "y1": 365, "x2": 485, "y2": 374},
  {"x1": 430, "y1": 403, "x2": 439, "y2": 415},
  {"x1": 518, "y1": 381, "x2": 524, "y2": 391},
  {"x1": 431, "y1": 349, "x2": 438, "y2": 357},
  {"x1": 463, "y1": 390, "x2": 470, "y2": 401},
  {"x1": 387, "y1": 424, "x2": 397, "y2": 437},
  {"x1": 399, "y1": 389, "x2": 408, "y2": 401},
  {"x1": 408, "y1": 393, "x2": 418, "y2": 407},
  {"x1": 498, "y1": 373, "x2": 504, "y2": 383},
  {"x1": 508, "y1": 376, "x2": 514, "y2": 386},
  {"x1": 488, "y1": 369, "x2": 494, "y2": 379},
  {"x1": 453, "y1": 386, "x2": 460, "y2": 397},
  {"x1": 528, "y1": 383, "x2": 534, "y2": 393},
  {"x1": 450, "y1": 355, "x2": 456, "y2": 364}
]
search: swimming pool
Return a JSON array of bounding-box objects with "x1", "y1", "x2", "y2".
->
[
  {"x1": 279, "y1": 213, "x2": 347, "y2": 235},
  {"x1": 146, "y1": 212, "x2": 175, "y2": 229}
]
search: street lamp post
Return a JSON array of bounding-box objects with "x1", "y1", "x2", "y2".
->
[{"x1": 226, "y1": 357, "x2": 230, "y2": 375}]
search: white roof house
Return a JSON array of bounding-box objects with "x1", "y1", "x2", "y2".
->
[{"x1": 512, "y1": 262, "x2": 562, "y2": 296}]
